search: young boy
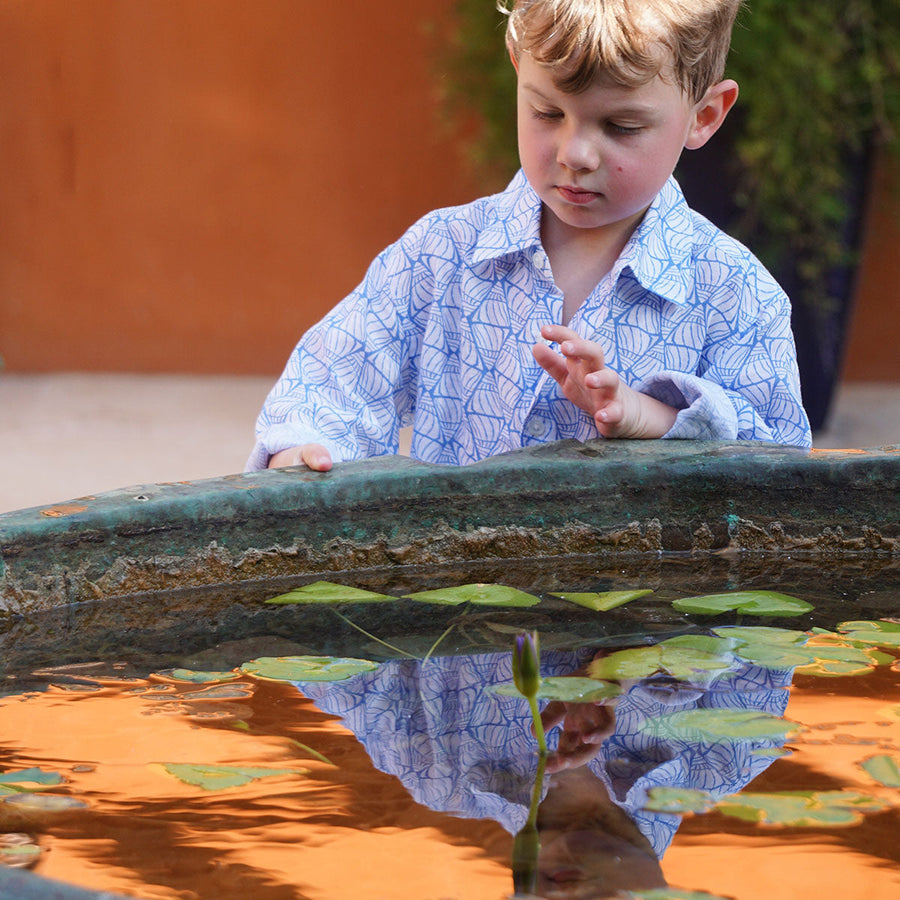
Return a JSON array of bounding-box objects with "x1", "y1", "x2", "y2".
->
[{"x1": 247, "y1": 0, "x2": 811, "y2": 473}]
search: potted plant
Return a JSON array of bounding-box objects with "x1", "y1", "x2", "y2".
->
[{"x1": 441, "y1": 0, "x2": 900, "y2": 431}]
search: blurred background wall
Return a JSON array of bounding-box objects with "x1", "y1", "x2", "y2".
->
[
  {"x1": 0, "y1": 0, "x2": 479, "y2": 375},
  {"x1": 0, "y1": 0, "x2": 897, "y2": 379}
]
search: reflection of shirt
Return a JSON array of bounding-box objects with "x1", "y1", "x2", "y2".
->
[
  {"x1": 247, "y1": 171, "x2": 810, "y2": 470},
  {"x1": 298, "y1": 650, "x2": 793, "y2": 857}
]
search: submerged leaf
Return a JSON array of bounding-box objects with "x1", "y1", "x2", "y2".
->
[
  {"x1": 492, "y1": 677, "x2": 621, "y2": 703},
  {"x1": 267, "y1": 581, "x2": 394, "y2": 604},
  {"x1": 157, "y1": 763, "x2": 305, "y2": 791},
  {"x1": 642, "y1": 787, "x2": 716, "y2": 814},
  {"x1": 549, "y1": 589, "x2": 653, "y2": 611},
  {"x1": 673, "y1": 591, "x2": 813, "y2": 617},
  {"x1": 155, "y1": 669, "x2": 241, "y2": 684},
  {"x1": 836, "y1": 620, "x2": 900, "y2": 648},
  {"x1": 240, "y1": 656, "x2": 378, "y2": 683},
  {"x1": 860, "y1": 754, "x2": 900, "y2": 788},
  {"x1": 0, "y1": 769, "x2": 64, "y2": 788},
  {"x1": 643, "y1": 708, "x2": 801, "y2": 744},
  {"x1": 405, "y1": 583, "x2": 539, "y2": 607},
  {"x1": 627, "y1": 890, "x2": 733, "y2": 900},
  {"x1": 589, "y1": 634, "x2": 737, "y2": 683},
  {"x1": 715, "y1": 790, "x2": 889, "y2": 827}
]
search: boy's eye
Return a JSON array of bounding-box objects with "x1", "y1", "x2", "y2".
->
[
  {"x1": 607, "y1": 122, "x2": 643, "y2": 136},
  {"x1": 531, "y1": 107, "x2": 562, "y2": 121}
]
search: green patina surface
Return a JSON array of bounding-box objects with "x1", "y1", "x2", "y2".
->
[{"x1": 2, "y1": 440, "x2": 898, "y2": 613}]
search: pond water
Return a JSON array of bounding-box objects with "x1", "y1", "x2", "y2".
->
[{"x1": 1, "y1": 556, "x2": 899, "y2": 900}]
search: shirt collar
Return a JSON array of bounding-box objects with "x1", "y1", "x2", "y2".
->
[
  {"x1": 470, "y1": 172, "x2": 696, "y2": 307},
  {"x1": 613, "y1": 177, "x2": 696, "y2": 307},
  {"x1": 470, "y1": 170, "x2": 543, "y2": 264}
]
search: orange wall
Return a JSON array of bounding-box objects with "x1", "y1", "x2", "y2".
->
[
  {"x1": 0, "y1": 1, "x2": 483, "y2": 374},
  {"x1": 841, "y1": 149, "x2": 900, "y2": 381},
  {"x1": 1, "y1": 2, "x2": 896, "y2": 379}
]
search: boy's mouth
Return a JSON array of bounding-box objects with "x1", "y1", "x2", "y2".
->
[{"x1": 556, "y1": 185, "x2": 601, "y2": 205}]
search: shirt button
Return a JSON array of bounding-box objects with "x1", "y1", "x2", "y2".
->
[{"x1": 525, "y1": 417, "x2": 547, "y2": 437}]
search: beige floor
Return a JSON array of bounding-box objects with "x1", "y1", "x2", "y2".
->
[{"x1": 1, "y1": 373, "x2": 898, "y2": 515}]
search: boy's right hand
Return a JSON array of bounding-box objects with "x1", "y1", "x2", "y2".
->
[{"x1": 267, "y1": 444, "x2": 333, "y2": 472}]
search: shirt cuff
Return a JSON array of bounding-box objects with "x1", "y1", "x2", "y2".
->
[{"x1": 636, "y1": 371, "x2": 739, "y2": 441}]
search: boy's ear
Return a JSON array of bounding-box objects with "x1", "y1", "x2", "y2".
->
[
  {"x1": 684, "y1": 79, "x2": 739, "y2": 150},
  {"x1": 509, "y1": 47, "x2": 519, "y2": 73}
]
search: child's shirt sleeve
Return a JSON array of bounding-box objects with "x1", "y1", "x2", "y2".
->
[{"x1": 246, "y1": 222, "x2": 430, "y2": 470}]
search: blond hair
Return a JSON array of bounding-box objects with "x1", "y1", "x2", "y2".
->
[{"x1": 504, "y1": 0, "x2": 742, "y2": 102}]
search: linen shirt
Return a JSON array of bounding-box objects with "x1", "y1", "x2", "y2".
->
[{"x1": 248, "y1": 171, "x2": 811, "y2": 470}]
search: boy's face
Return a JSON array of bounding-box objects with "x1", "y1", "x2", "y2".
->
[{"x1": 515, "y1": 53, "x2": 703, "y2": 242}]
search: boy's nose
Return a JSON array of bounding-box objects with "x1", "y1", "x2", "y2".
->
[{"x1": 557, "y1": 128, "x2": 600, "y2": 172}]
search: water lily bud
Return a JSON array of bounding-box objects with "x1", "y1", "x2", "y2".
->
[{"x1": 513, "y1": 631, "x2": 541, "y2": 699}]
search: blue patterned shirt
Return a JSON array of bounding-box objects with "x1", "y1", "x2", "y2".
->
[{"x1": 248, "y1": 172, "x2": 811, "y2": 469}]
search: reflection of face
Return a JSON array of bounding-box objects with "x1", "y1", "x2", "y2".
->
[
  {"x1": 536, "y1": 829, "x2": 666, "y2": 899},
  {"x1": 532, "y1": 768, "x2": 667, "y2": 899}
]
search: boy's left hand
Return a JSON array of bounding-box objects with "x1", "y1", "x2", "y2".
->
[{"x1": 532, "y1": 324, "x2": 677, "y2": 439}]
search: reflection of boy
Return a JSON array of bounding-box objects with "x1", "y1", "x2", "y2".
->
[
  {"x1": 248, "y1": 0, "x2": 811, "y2": 473},
  {"x1": 297, "y1": 650, "x2": 793, "y2": 885}
]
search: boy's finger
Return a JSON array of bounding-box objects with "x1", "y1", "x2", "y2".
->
[{"x1": 301, "y1": 443, "x2": 334, "y2": 472}]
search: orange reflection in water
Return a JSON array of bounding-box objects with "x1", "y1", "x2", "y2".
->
[
  {"x1": 663, "y1": 669, "x2": 900, "y2": 900},
  {"x1": 0, "y1": 678, "x2": 512, "y2": 899}
]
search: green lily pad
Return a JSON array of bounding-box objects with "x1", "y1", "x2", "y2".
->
[
  {"x1": 795, "y1": 644, "x2": 891, "y2": 676},
  {"x1": 548, "y1": 589, "x2": 653, "y2": 611},
  {"x1": 860, "y1": 754, "x2": 900, "y2": 788},
  {"x1": 240, "y1": 656, "x2": 379, "y2": 683},
  {"x1": 0, "y1": 841, "x2": 42, "y2": 869},
  {"x1": 642, "y1": 708, "x2": 802, "y2": 744},
  {"x1": 0, "y1": 768, "x2": 64, "y2": 789},
  {"x1": 267, "y1": 581, "x2": 394, "y2": 604},
  {"x1": 836, "y1": 619, "x2": 900, "y2": 648},
  {"x1": 404, "y1": 583, "x2": 539, "y2": 607},
  {"x1": 0, "y1": 794, "x2": 88, "y2": 813},
  {"x1": 155, "y1": 669, "x2": 241, "y2": 684},
  {"x1": 642, "y1": 786, "x2": 716, "y2": 814},
  {"x1": 589, "y1": 634, "x2": 737, "y2": 683},
  {"x1": 715, "y1": 790, "x2": 889, "y2": 827},
  {"x1": 492, "y1": 677, "x2": 622, "y2": 703},
  {"x1": 627, "y1": 891, "x2": 732, "y2": 900},
  {"x1": 673, "y1": 591, "x2": 813, "y2": 617},
  {"x1": 157, "y1": 763, "x2": 305, "y2": 791}
]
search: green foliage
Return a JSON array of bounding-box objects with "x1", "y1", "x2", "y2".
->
[
  {"x1": 157, "y1": 763, "x2": 306, "y2": 791},
  {"x1": 442, "y1": 0, "x2": 900, "y2": 310},
  {"x1": 673, "y1": 591, "x2": 813, "y2": 617},
  {"x1": 405, "y1": 583, "x2": 540, "y2": 606},
  {"x1": 549, "y1": 588, "x2": 654, "y2": 611},
  {"x1": 240, "y1": 656, "x2": 379, "y2": 683}
]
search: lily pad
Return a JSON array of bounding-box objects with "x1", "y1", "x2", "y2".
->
[
  {"x1": 0, "y1": 769, "x2": 64, "y2": 790},
  {"x1": 492, "y1": 677, "x2": 622, "y2": 703},
  {"x1": 155, "y1": 669, "x2": 241, "y2": 684},
  {"x1": 715, "y1": 790, "x2": 889, "y2": 827},
  {"x1": 267, "y1": 581, "x2": 394, "y2": 604},
  {"x1": 673, "y1": 591, "x2": 813, "y2": 617},
  {"x1": 589, "y1": 634, "x2": 737, "y2": 683},
  {"x1": 157, "y1": 763, "x2": 306, "y2": 791},
  {"x1": 642, "y1": 786, "x2": 716, "y2": 814},
  {"x1": 404, "y1": 583, "x2": 539, "y2": 607},
  {"x1": 240, "y1": 656, "x2": 379, "y2": 683},
  {"x1": 836, "y1": 619, "x2": 900, "y2": 648},
  {"x1": 642, "y1": 708, "x2": 802, "y2": 744},
  {"x1": 860, "y1": 754, "x2": 900, "y2": 788},
  {"x1": 627, "y1": 891, "x2": 732, "y2": 900},
  {"x1": 549, "y1": 589, "x2": 653, "y2": 612}
]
